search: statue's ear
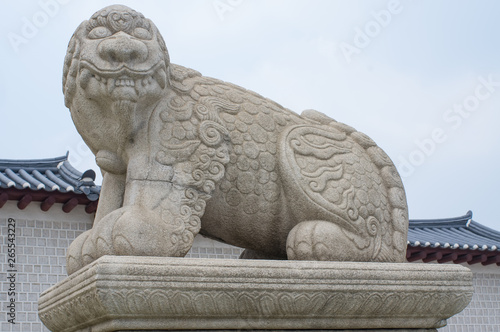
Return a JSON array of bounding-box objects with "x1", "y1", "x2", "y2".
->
[
  {"x1": 63, "y1": 22, "x2": 85, "y2": 108},
  {"x1": 149, "y1": 19, "x2": 170, "y2": 66}
]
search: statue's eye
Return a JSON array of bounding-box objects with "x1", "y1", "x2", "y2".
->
[
  {"x1": 132, "y1": 27, "x2": 152, "y2": 40},
  {"x1": 88, "y1": 26, "x2": 112, "y2": 39}
]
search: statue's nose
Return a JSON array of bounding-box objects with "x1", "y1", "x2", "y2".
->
[{"x1": 97, "y1": 32, "x2": 148, "y2": 64}]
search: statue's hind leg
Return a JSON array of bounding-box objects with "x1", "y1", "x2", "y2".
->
[
  {"x1": 286, "y1": 220, "x2": 374, "y2": 261},
  {"x1": 279, "y1": 123, "x2": 408, "y2": 263}
]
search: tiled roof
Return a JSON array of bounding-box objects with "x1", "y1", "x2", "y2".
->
[
  {"x1": 407, "y1": 211, "x2": 500, "y2": 266},
  {"x1": 0, "y1": 153, "x2": 100, "y2": 213},
  {"x1": 0, "y1": 153, "x2": 99, "y2": 199},
  {"x1": 408, "y1": 211, "x2": 500, "y2": 251}
]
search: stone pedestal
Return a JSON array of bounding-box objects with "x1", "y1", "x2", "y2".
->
[{"x1": 38, "y1": 256, "x2": 472, "y2": 332}]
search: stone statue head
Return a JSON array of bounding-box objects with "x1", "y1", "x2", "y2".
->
[
  {"x1": 63, "y1": 5, "x2": 171, "y2": 161},
  {"x1": 63, "y1": 4, "x2": 169, "y2": 110}
]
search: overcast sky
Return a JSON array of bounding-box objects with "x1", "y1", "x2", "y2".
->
[{"x1": 1, "y1": 0, "x2": 499, "y2": 230}]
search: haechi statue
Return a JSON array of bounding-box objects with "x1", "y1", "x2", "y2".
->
[{"x1": 63, "y1": 5, "x2": 408, "y2": 275}]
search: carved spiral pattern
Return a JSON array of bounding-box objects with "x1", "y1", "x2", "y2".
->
[
  {"x1": 109, "y1": 11, "x2": 133, "y2": 31},
  {"x1": 149, "y1": 79, "x2": 233, "y2": 251},
  {"x1": 161, "y1": 62, "x2": 408, "y2": 263},
  {"x1": 366, "y1": 216, "x2": 379, "y2": 237},
  {"x1": 199, "y1": 121, "x2": 228, "y2": 147},
  {"x1": 195, "y1": 103, "x2": 210, "y2": 118},
  {"x1": 158, "y1": 187, "x2": 208, "y2": 256},
  {"x1": 283, "y1": 124, "x2": 408, "y2": 261}
]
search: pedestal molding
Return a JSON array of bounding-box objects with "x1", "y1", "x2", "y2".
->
[{"x1": 38, "y1": 256, "x2": 473, "y2": 332}]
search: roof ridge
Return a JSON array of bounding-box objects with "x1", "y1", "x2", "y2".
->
[
  {"x1": 409, "y1": 210, "x2": 472, "y2": 229},
  {"x1": 0, "y1": 152, "x2": 100, "y2": 201},
  {"x1": 0, "y1": 154, "x2": 68, "y2": 171}
]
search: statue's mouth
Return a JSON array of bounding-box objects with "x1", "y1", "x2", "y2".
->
[{"x1": 78, "y1": 60, "x2": 167, "y2": 101}]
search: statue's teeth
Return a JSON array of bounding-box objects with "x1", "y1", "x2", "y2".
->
[
  {"x1": 79, "y1": 68, "x2": 92, "y2": 89},
  {"x1": 142, "y1": 76, "x2": 152, "y2": 86},
  {"x1": 107, "y1": 78, "x2": 115, "y2": 93},
  {"x1": 115, "y1": 78, "x2": 135, "y2": 87},
  {"x1": 153, "y1": 68, "x2": 166, "y2": 89},
  {"x1": 135, "y1": 80, "x2": 141, "y2": 94}
]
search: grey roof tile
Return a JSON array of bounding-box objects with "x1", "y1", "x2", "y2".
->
[
  {"x1": 408, "y1": 211, "x2": 500, "y2": 252},
  {"x1": 0, "y1": 153, "x2": 100, "y2": 201}
]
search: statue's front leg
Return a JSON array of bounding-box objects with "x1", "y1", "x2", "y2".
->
[
  {"x1": 100, "y1": 179, "x2": 203, "y2": 258},
  {"x1": 66, "y1": 170, "x2": 125, "y2": 275},
  {"x1": 66, "y1": 172, "x2": 206, "y2": 275}
]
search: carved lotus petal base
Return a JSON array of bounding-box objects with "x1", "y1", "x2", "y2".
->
[{"x1": 38, "y1": 257, "x2": 472, "y2": 332}]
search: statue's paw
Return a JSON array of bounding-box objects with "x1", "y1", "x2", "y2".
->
[
  {"x1": 66, "y1": 230, "x2": 92, "y2": 275},
  {"x1": 68, "y1": 208, "x2": 128, "y2": 274},
  {"x1": 90, "y1": 208, "x2": 125, "y2": 258},
  {"x1": 111, "y1": 206, "x2": 177, "y2": 257},
  {"x1": 66, "y1": 213, "x2": 116, "y2": 275},
  {"x1": 286, "y1": 220, "x2": 372, "y2": 262}
]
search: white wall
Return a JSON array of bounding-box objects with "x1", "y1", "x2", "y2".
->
[
  {"x1": 0, "y1": 202, "x2": 93, "y2": 332},
  {"x1": 440, "y1": 264, "x2": 500, "y2": 331}
]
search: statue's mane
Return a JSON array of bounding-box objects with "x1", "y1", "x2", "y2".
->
[{"x1": 168, "y1": 63, "x2": 291, "y2": 117}]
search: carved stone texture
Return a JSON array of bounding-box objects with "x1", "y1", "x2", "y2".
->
[
  {"x1": 64, "y1": 5, "x2": 409, "y2": 275},
  {"x1": 38, "y1": 256, "x2": 473, "y2": 331}
]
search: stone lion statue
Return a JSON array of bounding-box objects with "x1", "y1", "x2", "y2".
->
[{"x1": 64, "y1": 5, "x2": 408, "y2": 275}]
